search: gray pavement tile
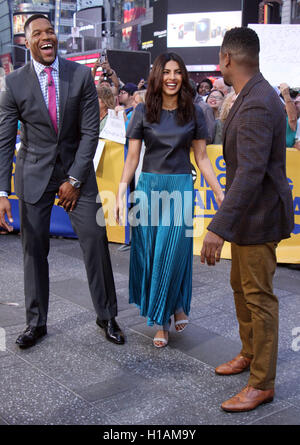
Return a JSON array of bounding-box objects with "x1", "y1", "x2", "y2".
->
[
  {"x1": 50, "y1": 278, "x2": 131, "y2": 313},
  {"x1": 0, "y1": 234, "x2": 299, "y2": 425},
  {"x1": 273, "y1": 273, "x2": 300, "y2": 295},
  {"x1": 58, "y1": 318, "x2": 109, "y2": 347},
  {"x1": 0, "y1": 415, "x2": 9, "y2": 425},
  {"x1": 94, "y1": 381, "x2": 184, "y2": 425},
  {"x1": 0, "y1": 303, "x2": 26, "y2": 327},
  {"x1": 113, "y1": 307, "x2": 147, "y2": 329},
  {"x1": 0, "y1": 271, "x2": 25, "y2": 299},
  {"x1": 276, "y1": 376, "x2": 300, "y2": 408},
  {"x1": 129, "y1": 322, "x2": 241, "y2": 369},
  {"x1": 0, "y1": 359, "x2": 113, "y2": 425},
  {"x1": 50, "y1": 278, "x2": 95, "y2": 311},
  {"x1": 5, "y1": 327, "x2": 123, "y2": 391},
  {"x1": 0, "y1": 352, "x2": 21, "y2": 369},
  {"x1": 191, "y1": 288, "x2": 236, "y2": 312},
  {"x1": 251, "y1": 406, "x2": 300, "y2": 425},
  {"x1": 189, "y1": 305, "x2": 225, "y2": 321},
  {"x1": 181, "y1": 312, "x2": 241, "y2": 343},
  {"x1": 47, "y1": 297, "x2": 94, "y2": 330},
  {"x1": 75, "y1": 372, "x2": 147, "y2": 402},
  {"x1": 277, "y1": 295, "x2": 300, "y2": 352}
]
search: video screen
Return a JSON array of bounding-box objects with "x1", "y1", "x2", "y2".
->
[{"x1": 167, "y1": 11, "x2": 242, "y2": 48}]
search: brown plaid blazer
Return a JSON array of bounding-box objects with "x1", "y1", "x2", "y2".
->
[{"x1": 208, "y1": 72, "x2": 294, "y2": 245}]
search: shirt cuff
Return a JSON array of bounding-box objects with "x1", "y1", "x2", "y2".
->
[
  {"x1": 0, "y1": 192, "x2": 8, "y2": 198},
  {"x1": 68, "y1": 176, "x2": 80, "y2": 183}
]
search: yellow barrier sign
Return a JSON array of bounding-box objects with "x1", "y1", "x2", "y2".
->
[
  {"x1": 10, "y1": 143, "x2": 299, "y2": 264},
  {"x1": 192, "y1": 145, "x2": 300, "y2": 264}
]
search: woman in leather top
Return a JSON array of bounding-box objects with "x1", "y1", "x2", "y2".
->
[{"x1": 115, "y1": 52, "x2": 224, "y2": 348}]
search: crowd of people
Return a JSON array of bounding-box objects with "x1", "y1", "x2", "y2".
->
[
  {"x1": 0, "y1": 14, "x2": 296, "y2": 415},
  {"x1": 92, "y1": 57, "x2": 300, "y2": 150}
]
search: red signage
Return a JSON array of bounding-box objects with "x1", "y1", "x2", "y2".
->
[{"x1": 0, "y1": 53, "x2": 13, "y2": 75}]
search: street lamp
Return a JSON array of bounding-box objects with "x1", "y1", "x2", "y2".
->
[{"x1": 9, "y1": 44, "x2": 30, "y2": 65}]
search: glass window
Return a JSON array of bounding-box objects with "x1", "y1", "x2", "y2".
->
[{"x1": 292, "y1": 0, "x2": 300, "y2": 23}]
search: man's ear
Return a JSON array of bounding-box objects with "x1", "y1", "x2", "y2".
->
[
  {"x1": 224, "y1": 52, "x2": 231, "y2": 68},
  {"x1": 25, "y1": 38, "x2": 30, "y2": 49}
]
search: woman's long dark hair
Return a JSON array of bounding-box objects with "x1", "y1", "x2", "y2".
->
[{"x1": 145, "y1": 52, "x2": 195, "y2": 125}]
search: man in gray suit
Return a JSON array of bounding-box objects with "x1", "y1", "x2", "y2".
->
[
  {"x1": 0, "y1": 14, "x2": 125, "y2": 347},
  {"x1": 201, "y1": 28, "x2": 294, "y2": 411}
]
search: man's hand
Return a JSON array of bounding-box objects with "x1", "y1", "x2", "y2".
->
[
  {"x1": 58, "y1": 182, "x2": 80, "y2": 213},
  {"x1": 201, "y1": 230, "x2": 224, "y2": 266},
  {"x1": 0, "y1": 197, "x2": 14, "y2": 232}
]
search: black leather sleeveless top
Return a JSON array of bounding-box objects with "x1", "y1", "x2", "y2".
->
[{"x1": 126, "y1": 103, "x2": 208, "y2": 174}]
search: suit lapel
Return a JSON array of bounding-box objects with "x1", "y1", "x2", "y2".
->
[
  {"x1": 58, "y1": 57, "x2": 70, "y2": 136},
  {"x1": 28, "y1": 62, "x2": 57, "y2": 136}
]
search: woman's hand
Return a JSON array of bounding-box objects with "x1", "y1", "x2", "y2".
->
[
  {"x1": 216, "y1": 191, "x2": 225, "y2": 208},
  {"x1": 114, "y1": 194, "x2": 124, "y2": 225}
]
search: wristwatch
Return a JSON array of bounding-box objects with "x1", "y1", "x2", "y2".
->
[{"x1": 67, "y1": 177, "x2": 81, "y2": 189}]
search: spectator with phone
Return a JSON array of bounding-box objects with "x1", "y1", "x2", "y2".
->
[
  {"x1": 92, "y1": 56, "x2": 119, "y2": 96},
  {"x1": 279, "y1": 83, "x2": 298, "y2": 148},
  {"x1": 137, "y1": 78, "x2": 147, "y2": 90},
  {"x1": 293, "y1": 93, "x2": 300, "y2": 151}
]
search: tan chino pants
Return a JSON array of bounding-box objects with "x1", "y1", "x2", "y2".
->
[{"x1": 230, "y1": 242, "x2": 278, "y2": 390}]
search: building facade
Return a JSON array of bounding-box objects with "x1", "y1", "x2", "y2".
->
[
  {"x1": 1, "y1": 0, "x2": 300, "y2": 70},
  {"x1": 282, "y1": 0, "x2": 300, "y2": 23},
  {"x1": 0, "y1": 0, "x2": 13, "y2": 72}
]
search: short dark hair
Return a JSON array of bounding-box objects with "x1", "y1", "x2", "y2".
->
[
  {"x1": 201, "y1": 78, "x2": 213, "y2": 89},
  {"x1": 221, "y1": 27, "x2": 260, "y2": 67},
  {"x1": 24, "y1": 14, "x2": 52, "y2": 36}
]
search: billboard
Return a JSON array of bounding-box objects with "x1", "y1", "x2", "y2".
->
[
  {"x1": 167, "y1": 11, "x2": 242, "y2": 48},
  {"x1": 142, "y1": 0, "x2": 242, "y2": 67}
]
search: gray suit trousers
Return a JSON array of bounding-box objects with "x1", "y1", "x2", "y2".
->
[{"x1": 18, "y1": 160, "x2": 118, "y2": 327}]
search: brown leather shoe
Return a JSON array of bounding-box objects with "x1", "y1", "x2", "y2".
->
[
  {"x1": 215, "y1": 354, "x2": 252, "y2": 375},
  {"x1": 221, "y1": 385, "x2": 274, "y2": 412}
]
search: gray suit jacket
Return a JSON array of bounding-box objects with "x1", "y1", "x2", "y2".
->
[
  {"x1": 208, "y1": 72, "x2": 294, "y2": 245},
  {"x1": 0, "y1": 57, "x2": 100, "y2": 204}
]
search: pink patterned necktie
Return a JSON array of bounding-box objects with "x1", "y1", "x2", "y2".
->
[{"x1": 44, "y1": 67, "x2": 58, "y2": 133}]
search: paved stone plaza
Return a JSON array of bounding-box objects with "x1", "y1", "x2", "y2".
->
[{"x1": 0, "y1": 234, "x2": 299, "y2": 425}]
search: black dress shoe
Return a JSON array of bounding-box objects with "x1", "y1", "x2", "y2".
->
[
  {"x1": 96, "y1": 317, "x2": 125, "y2": 345},
  {"x1": 16, "y1": 325, "x2": 47, "y2": 349}
]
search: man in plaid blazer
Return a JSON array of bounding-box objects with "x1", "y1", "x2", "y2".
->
[{"x1": 201, "y1": 27, "x2": 294, "y2": 412}]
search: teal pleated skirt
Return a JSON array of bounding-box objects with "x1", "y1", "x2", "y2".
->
[{"x1": 129, "y1": 172, "x2": 194, "y2": 326}]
